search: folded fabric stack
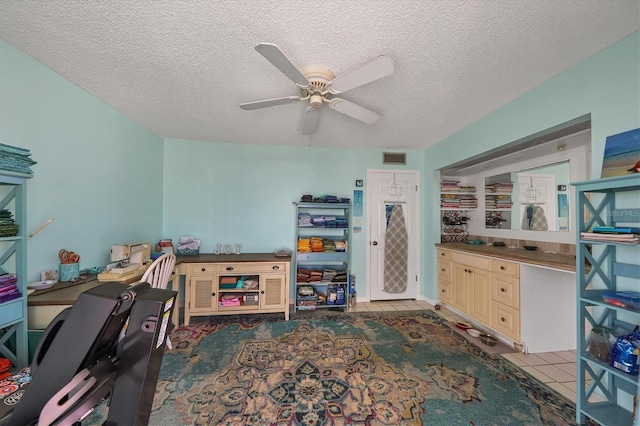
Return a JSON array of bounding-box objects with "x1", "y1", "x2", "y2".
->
[
  {"x1": 298, "y1": 213, "x2": 313, "y2": 227},
  {"x1": 322, "y1": 239, "x2": 336, "y2": 252},
  {"x1": 0, "y1": 143, "x2": 36, "y2": 176},
  {"x1": 297, "y1": 238, "x2": 311, "y2": 252},
  {"x1": 0, "y1": 273, "x2": 20, "y2": 303},
  {"x1": 219, "y1": 294, "x2": 241, "y2": 307},
  {"x1": 0, "y1": 210, "x2": 19, "y2": 237},
  {"x1": 322, "y1": 268, "x2": 337, "y2": 281},
  {"x1": 310, "y1": 237, "x2": 324, "y2": 252}
]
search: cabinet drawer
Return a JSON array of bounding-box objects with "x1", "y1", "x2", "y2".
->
[
  {"x1": 437, "y1": 249, "x2": 452, "y2": 260},
  {"x1": 438, "y1": 279, "x2": 451, "y2": 303},
  {"x1": 491, "y1": 260, "x2": 519, "y2": 278},
  {"x1": 218, "y1": 262, "x2": 287, "y2": 274},
  {"x1": 491, "y1": 302, "x2": 520, "y2": 341},
  {"x1": 451, "y1": 252, "x2": 490, "y2": 271},
  {"x1": 491, "y1": 274, "x2": 520, "y2": 309},
  {"x1": 189, "y1": 264, "x2": 218, "y2": 275},
  {"x1": 437, "y1": 259, "x2": 452, "y2": 280}
]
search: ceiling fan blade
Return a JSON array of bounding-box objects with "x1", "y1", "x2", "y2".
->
[
  {"x1": 302, "y1": 107, "x2": 322, "y2": 135},
  {"x1": 329, "y1": 55, "x2": 394, "y2": 93},
  {"x1": 329, "y1": 99, "x2": 381, "y2": 124},
  {"x1": 240, "y1": 96, "x2": 301, "y2": 110},
  {"x1": 255, "y1": 43, "x2": 310, "y2": 87}
]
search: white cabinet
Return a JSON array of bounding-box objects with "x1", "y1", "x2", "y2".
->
[
  {"x1": 437, "y1": 247, "x2": 576, "y2": 353},
  {"x1": 0, "y1": 174, "x2": 28, "y2": 367},
  {"x1": 573, "y1": 174, "x2": 640, "y2": 426},
  {"x1": 184, "y1": 257, "x2": 290, "y2": 325}
]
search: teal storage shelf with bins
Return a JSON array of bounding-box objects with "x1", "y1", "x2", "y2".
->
[
  {"x1": 573, "y1": 174, "x2": 640, "y2": 426},
  {"x1": 293, "y1": 202, "x2": 350, "y2": 312}
]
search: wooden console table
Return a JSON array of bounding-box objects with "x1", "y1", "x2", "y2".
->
[{"x1": 175, "y1": 253, "x2": 291, "y2": 325}]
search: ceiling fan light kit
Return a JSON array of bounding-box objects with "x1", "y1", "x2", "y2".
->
[{"x1": 240, "y1": 43, "x2": 394, "y2": 135}]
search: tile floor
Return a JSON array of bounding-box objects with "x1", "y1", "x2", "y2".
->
[{"x1": 354, "y1": 299, "x2": 579, "y2": 403}]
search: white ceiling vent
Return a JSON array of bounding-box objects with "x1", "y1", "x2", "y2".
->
[{"x1": 383, "y1": 152, "x2": 406, "y2": 165}]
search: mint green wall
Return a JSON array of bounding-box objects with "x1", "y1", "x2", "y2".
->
[
  {"x1": 0, "y1": 39, "x2": 165, "y2": 282},
  {"x1": 2, "y1": 30, "x2": 638, "y2": 299},
  {"x1": 423, "y1": 30, "x2": 640, "y2": 300},
  {"x1": 162, "y1": 139, "x2": 423, "y2": 296}
]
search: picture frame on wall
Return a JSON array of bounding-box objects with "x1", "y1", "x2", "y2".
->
[{"x1": 601, "y1": 128, "x2": 640, "y2": 178}]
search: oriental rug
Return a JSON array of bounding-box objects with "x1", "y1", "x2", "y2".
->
[{"x1": 88, "y1": 310, "x2": 576, "y2": 425}]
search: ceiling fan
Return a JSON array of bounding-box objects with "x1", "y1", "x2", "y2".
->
[{"x1": 240, "y1": 43, "x2": 394, "y2": 135}]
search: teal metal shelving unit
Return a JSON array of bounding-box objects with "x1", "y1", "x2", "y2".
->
[
  {"x1": 0, "y1": 173, "x2": 29, "y2": 368},
  {"x1": 573, "y1": 174, "x2": 640, "y2": 426},
  {"x1": 293, "y1": 202, "x2": 351, "y2": 312}
]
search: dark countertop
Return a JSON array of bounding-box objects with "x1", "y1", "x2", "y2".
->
[
  {"x1": 175, "y1": 252, "x2": 291, "y2": 264},
  {"x1": 435, "y1": 242, "x2": 577, "y2": 272},
  {"x1": 29, "y1": 253, "x2": 292, "y2": 306}
]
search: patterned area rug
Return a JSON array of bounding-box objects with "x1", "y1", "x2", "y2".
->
[{"x1": 88, "y1": 310, "x2": 576, "y2": 425}]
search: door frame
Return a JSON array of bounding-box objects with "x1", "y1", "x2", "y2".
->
[{"x1": 365, "y1": 169, "x2": 421, "y2": 301}]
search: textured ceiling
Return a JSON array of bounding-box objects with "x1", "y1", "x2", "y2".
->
[{"x1": 0, "y1": 1, "x2": 638, "y2": 150}]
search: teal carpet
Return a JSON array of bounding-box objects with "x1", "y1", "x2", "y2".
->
[{"x1": 88, "y1": 310, "x2": 576, "y2": 425}]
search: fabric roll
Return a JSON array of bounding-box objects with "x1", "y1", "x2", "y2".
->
[{"x1": 384, "y1": 204, "x2": 408, "y2": 293}]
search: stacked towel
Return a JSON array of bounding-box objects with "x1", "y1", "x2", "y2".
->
[{"x1": 0, "y1": 143, "x2": 36, "y2": 176}]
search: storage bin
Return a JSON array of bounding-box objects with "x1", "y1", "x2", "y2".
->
[
  {"x1": 243, "y1": 292, "x2": 259, "y2": 305},
  {"x1": 59, "y1": 262, "x2": 79, "y2": 281},
  {"x1": 297, "y1": 295, "x2": 318, "y2": 310},
  {"x1": 602, "y1": 291, "x2": 640, "y2": 310},
  {"x1": 177, "y1": 248, "x2": 199, "y2": 256}
]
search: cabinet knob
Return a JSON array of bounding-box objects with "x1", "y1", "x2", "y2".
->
[
  {"x1": 212, "y1": 292, "x2": 216, "y2": 296},
  {"x1": 260, "y1": 290, "x2": 265, "y2": 294},
  {"x1": 201, "y1": 268, "x2": 206, "y2": 272},
  {"x1": 441, "y1": 268, "x2": 445, "y2": 272},
  {"x1": 372, "y1": 241, "x2": 378, "y2": 246},
  {"x1": 272, "y1": 265, "x2": 279, "y2": 270},
  {"x1": 226, "y1": 266, "x2": 234, "y2": 271},
  {"x1": 500, "y1": 266, "x2": 505, "y2": 270},
  {"x1": 441, "y1": 289, "x2": 445, "y2": 293},
  {"x1": 500, "y1": 288, "x2": 506, "y2": 292},
  {"x1": 441, "y1": 252, "x2": 445, "y2": 256},
  {"x1": 501, "y1": 317, "x2": 506, "y2": 322}
]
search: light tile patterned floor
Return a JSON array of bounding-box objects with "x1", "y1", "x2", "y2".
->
[{"x1": 356, "y1": 300, "x2": 579, "y2": 403}]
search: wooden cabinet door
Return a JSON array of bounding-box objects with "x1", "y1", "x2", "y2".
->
[
  {"x1": 186, "y1": 265, "x2": 219, "y2": 318},
  {"x1": 261, "y1": 274, "x2": 286, "y2": 310},
  {"x1": 451, "y1": 262, "x2": 469, "y2": 313},
  {"x1": 468, "y1": 268, "x2": 491, "y2": 326}
]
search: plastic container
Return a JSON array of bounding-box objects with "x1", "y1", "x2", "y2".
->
[
  {"x1": 467, "y1": 329, "x2": 480, "y2": 337},
  {"x1": 602, "y1": 291, "x2": 640, "y2": 310}
]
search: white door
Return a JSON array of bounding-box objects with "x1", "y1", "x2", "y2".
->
[{"x1": 367, "y1": 170, "x2": 420, "y2": 301}]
